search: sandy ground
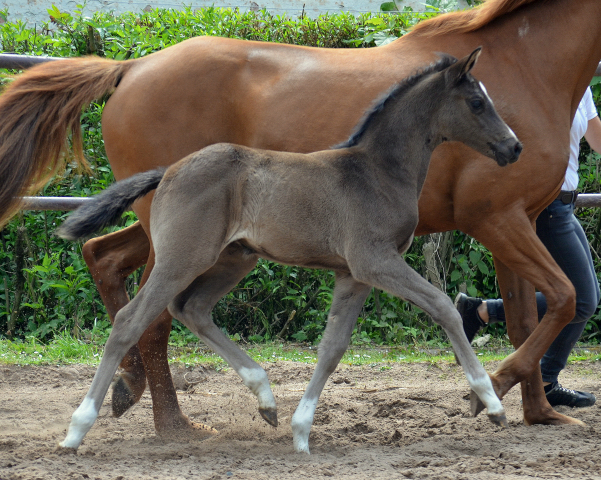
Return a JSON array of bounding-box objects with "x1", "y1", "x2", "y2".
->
[{"x1": 1, "y1": 359, "x2": 601, "y2": 480}]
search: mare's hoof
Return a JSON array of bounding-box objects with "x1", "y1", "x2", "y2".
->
[
  {"x1": 488, "y1": 413, "x2": 509, "y2": 428},
  {"x1": 259, "y1": 407, "x2": 278, "y2": 427},
  {"x1": 112, "y1": 376, "x2": 138, "y2": 417},
  {"x1": 470, "y1": 389, "x2": 486, "y2": 417}
]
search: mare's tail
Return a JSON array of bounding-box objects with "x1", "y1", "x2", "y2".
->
[
  {"x1": 0, "y1": 57, "x2": 135, "y2": 227},
  {"x1": 57, "y1": 169, "x2": 166, "y2": 241}
]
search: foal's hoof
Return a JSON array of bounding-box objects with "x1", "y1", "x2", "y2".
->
[
  {"x1": 259, "y1": 407, "x2": 278, "y2": 427},
  {"x1": 55, "y1": 444, "x2": 78, "y2": 455},
  {"x1": 470, "y1": 389, "x2": 486, "y2": 418},
  {"x1": 488, "y1": 412, "x2": 509, "y2": 428},
  {"x1": 470, "y1": 390, "x2": 508, "y2": 427},
  {"x1": 112, "y1": 376, "x2": 139, "y2": 417}
]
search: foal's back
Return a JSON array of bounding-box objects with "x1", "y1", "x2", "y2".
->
[{"x1": 153, "y1": 143, "x2": 393, "y2": 271}]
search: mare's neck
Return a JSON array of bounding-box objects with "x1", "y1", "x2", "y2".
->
[{"x1": 481, "y1": 0, "x2": 601, "y2": 113}]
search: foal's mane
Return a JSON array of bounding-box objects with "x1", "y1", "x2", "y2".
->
[
  {"x1": 410, "y1": 0, "x2": 538, "y2": 37},
  {"x1": 334, "y1": 55, "x2": 457, "y2": 150}
]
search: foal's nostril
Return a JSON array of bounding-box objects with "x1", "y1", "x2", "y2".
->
[{"x1": 514, "y1": 142, "x2": 523, "y2": 157}]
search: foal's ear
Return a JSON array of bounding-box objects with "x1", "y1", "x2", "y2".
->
[{"x1": 447, "y1": 46, "x2": 482, "y2": 84}]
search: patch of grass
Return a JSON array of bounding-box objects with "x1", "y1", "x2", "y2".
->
[
  {"x1": 0, "y1": 331, "x2": 102, "y2": 365},
  {"x1": 2, "y1": 336, "x2": 599, "y2": 370}
]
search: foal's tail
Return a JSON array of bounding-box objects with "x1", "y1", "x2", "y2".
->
[
  {"x1": 0, "y1": 57, "x2": 135, "y2": 228},
  {"x1": 57, "y1": 169, "x2": 166, "y2": 241}
]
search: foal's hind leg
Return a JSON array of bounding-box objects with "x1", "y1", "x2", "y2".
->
[
  {"x1": 168, "y1": 244, "x2": 278, "y2": 426},
  {"x1": 60, "y1": 264, "x2": 203, "y2": 449},
  {"x1": 290, "y1": 272, "x2": 371, "y2": 453},
  {"x1": 83, "y1": 223, "x2": 200, "y2": 436},
  {"x1": 349, "y1": 250, "x2": 506, "y2": 426},
  {"x1": 82, "y1": 222, "x2": 150, "y2": 416}
]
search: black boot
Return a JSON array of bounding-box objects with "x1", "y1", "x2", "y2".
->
[
  {"x1": 454, "y1": 293, "x2": 486, "y2": 344},
  {"x1": 544, "y1": 382, "x2": 596, "y2": 408}
]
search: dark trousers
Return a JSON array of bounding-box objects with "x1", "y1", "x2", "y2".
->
[{"x1": 486, "y1": 198, "x2": 600, "y2": 384}]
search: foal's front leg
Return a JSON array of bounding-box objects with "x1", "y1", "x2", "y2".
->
[
  {"x1": 349, "y1": 250, "x2": 506, "y2": 426},
  {"x1": 291, "y1": 272, "x2": 371, "y2": 453}
]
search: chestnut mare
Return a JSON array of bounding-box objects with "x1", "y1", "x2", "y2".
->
[
  {"x1": 0, "y1": 0, "x2": 600, "y2": 439},
  {"x1": 56, "y1": 51, "x2": 520, "y2": 450}
]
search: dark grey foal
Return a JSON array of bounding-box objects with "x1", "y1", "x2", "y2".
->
[{"x1": 58, "y1": 48, "x2": 521, "y2": 452}]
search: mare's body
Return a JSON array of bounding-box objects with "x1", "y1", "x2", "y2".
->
[{"x1": 0, "y1": 0, "x2": 600, "y2": 435}]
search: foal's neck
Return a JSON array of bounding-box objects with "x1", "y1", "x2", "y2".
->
[{"x1": 356, "y1": 78, "x2": 444, "y2": 182}]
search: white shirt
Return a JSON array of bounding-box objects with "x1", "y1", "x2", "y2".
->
[{"x1": 563, "y1": 87, "x2": 599, "y2": 191}]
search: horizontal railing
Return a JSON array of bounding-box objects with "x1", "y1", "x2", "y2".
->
[
  {"x1": 0, "y1": 53, "x2": 66, "y2": 69},
  {"x1": 20, "y1": 197, "x2": 92, "y2": 211},
  {"x1": 5, "y1": 54, "x2": 601, "y2": 211},
  {"x1": 18, "y1": 194, "x2": 601, "y2": 210}
]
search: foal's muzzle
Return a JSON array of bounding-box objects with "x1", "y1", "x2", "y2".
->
[{"x1": 491, "y1": 138, "x2": 523, "y2": 167}]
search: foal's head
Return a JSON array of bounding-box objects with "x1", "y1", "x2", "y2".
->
[
  {"x1": 431, "y1": 47, "x2": 522, "y2": 166},
  {"x1": 337, "y1": 48, "x2": 522, "y2": 167}
]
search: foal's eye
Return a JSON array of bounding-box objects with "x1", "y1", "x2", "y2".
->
[{"x1": 470, "y1": 98, "x2": 484, "y2": 111}]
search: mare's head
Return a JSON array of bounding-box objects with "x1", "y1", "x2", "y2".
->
[{"x1": 434, "y1": 47, "x2": 522, "y2": 166}]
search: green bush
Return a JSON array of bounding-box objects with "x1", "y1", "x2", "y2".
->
[{"x1": 1, "y1": 3, "x2": 599, "y2": 346}]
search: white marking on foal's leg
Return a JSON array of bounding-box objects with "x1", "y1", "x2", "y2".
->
[
  {"x1": 238, "y1": 367, "x2": 276, "y2": 411},
  {"x1": 291, "y1": 396, "x2": 318, "y2": 454},
  {"x1": 59, "y1": 397, "x2": 98, "y2": 449},
  {"x1": 465, "y1": 372, "x2": 504, "y2": 417}
]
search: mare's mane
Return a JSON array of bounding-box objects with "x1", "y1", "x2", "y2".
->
[
  {"x1": 410, "y1": 0, "x2": 538, "y2": 37},
  {"x1": 334, "y1": 55, "x2": 457, "y2": 150}
]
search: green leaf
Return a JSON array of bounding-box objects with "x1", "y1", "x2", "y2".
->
[
  {"x1": 374, "y1": 31, "x2": 398, "y2": 47},
  {"x1": 469, "y1": 250, "x2": 482, "y2": 265},
  {"x1": 380, "y1": 2, "x2": 399, "y2": 12},
  {"x1": 450, "y1": 269, "x2": 462, "y2": 282},
  {"x1": 365, "y1": 17, "x2": 385, "y2": 26},
  {"x1": 477, "y1": 261, "x2": 490, "y2": 275},
  {"x1": 291, "y1": 330, "x2": 308, "y2": 342}
]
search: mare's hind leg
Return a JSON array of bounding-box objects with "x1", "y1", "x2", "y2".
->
[
  {"x1": 169, "y1": 244, "x2": 279, "y2": 426},
  {"x1": 135, "y1": 249, "x2": 217, "y2": 437},
  {"x1": 60, "y1": 261, "x2": 205, "y2": 449},
  {"x1": 82, "y1": 222, "x2": 150, "y2": 416},
  {"x1": 349, "y1": 249, "x2": 506, "y2": 425},
  {"x1": 290, "y1": 272, "x2": 371, "y2": 454}
]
